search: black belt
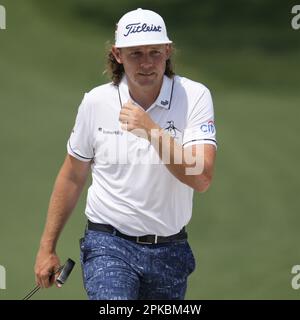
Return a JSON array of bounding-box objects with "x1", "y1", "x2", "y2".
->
[{"x1": 87, "y1": 221, "x2": 187, "y2": 245}]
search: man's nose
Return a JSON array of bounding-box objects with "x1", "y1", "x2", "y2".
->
[{"x1": 140, "y1": 54, "x2": 153, "y2": 68}]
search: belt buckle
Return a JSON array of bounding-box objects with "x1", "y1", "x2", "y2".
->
[{"x1": 136, "y1": 235, "x2": 158, "y2": 245}]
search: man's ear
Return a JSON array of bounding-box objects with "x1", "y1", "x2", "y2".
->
[{"x1": 111, "y1": 46, "x2": 122, "y2": 64}]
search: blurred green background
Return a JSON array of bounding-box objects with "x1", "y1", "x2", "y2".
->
[{"x1": 1, "y1": 0, "x2": 299, "y2": 300}]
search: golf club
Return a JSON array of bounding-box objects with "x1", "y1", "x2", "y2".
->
[{"x1": 22, "y1": 258, "x2": 75, "y2": 300}]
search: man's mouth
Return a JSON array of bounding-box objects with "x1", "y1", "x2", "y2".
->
[{"x1": 138, "y1": 72, "x2": 155, "y2": 76}]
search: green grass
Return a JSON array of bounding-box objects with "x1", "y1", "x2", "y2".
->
[{"x1": 1, "y1": 0, "x2": 300, "y2": 300}]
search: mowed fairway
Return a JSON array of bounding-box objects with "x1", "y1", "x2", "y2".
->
[{"x1": 0, "y1": 1, "x2": 299, "y2": 299}]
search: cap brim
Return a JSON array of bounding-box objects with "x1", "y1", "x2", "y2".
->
[{"x1": 115, "y1": 40, "x2": 172, "y2": 48}]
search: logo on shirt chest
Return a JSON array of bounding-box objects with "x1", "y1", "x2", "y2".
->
[
  {"x1": 98, "y1": 127, "x2": 124, "y2": 136},
  {"x1": 164, "y1": 120, "x2": 181, "y2": 139}
]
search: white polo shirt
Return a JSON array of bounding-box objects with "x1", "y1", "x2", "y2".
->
[{"x1": 67, "y1": 75, "x2": 217, "y2": 236}]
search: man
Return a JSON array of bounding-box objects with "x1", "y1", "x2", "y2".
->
[{"x1": 34, "y1": 8, "x2": 217, "y2": 300}]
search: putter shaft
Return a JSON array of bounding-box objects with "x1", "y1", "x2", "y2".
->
[{"x1": 22, "y1": 265, "x2": 64, "y2": 300}]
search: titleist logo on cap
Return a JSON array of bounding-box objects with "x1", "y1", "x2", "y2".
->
[{"x1": 124, "y1": 23, "x2": 162, "y2": 37}]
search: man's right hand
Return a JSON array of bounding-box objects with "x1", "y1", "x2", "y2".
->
[{"x1": 34, "y1": 249, "x2": 61, "y2": 288}]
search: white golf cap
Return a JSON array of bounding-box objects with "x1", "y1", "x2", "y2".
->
[{"x1": 115, "y1": 8, "x2": 172, "y2": 48}]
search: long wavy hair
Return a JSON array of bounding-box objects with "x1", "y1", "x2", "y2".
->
[{"x1": 105, "y1": 45, "x2": 175, "y2": 85}]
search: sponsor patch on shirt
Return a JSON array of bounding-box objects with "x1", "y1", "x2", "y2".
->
[
  {"x1": 98, "y1": 127, "x2": 124, "y2": 135},
  {"x1": 200, "y1": 120, "x2": 215, "y2": 134},
  {"x1": 164, "y1": 120, "x2": 182, "y2": 139}
]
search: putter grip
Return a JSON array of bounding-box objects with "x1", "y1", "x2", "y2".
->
[{"x1": 56, "y1": 258, "x2": 75, "y2": 285}]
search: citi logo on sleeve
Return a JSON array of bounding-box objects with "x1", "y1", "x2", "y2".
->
[
  {"x1": 200, "y1": 120, "x2": 215, "y2": 134},
  {"x1": 124, "y1": 23, "x2": 162, "y2": 36}
]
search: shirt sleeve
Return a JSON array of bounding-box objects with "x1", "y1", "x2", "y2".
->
[
  {"x1": 67, "y1": 93, "x2": 94, "y2": 161},
  {"x1": 182, "y1": 88, "x2": 217, "y2": 148}
]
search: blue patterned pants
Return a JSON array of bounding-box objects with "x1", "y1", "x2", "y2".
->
[{"x1": 79, "y1": 229, "x2": 196, "y2": 300}]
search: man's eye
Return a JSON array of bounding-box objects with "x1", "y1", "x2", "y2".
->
[
  {"x1": 151, "y1": 50, "x2": 161, "y2": 56},
  {"x1": 130, "y1": 52, "x2": 140, "y2": 57}
]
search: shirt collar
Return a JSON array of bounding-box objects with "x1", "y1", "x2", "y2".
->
[{"x1": 117, "y1": 75, "x2": 175, "y2": 110}]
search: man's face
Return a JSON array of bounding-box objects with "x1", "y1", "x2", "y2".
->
[{"x1": 112, "y1": 44, "x2": 171, "y2": 88}]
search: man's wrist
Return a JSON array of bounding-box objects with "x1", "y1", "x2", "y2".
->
[{"x1": 39, "y1": 238, "x2": 57, "y2": 253}]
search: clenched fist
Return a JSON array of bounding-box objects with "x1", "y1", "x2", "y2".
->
[{"x1": 119, "y1": 100, "x2": 160, "y2": 140}]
